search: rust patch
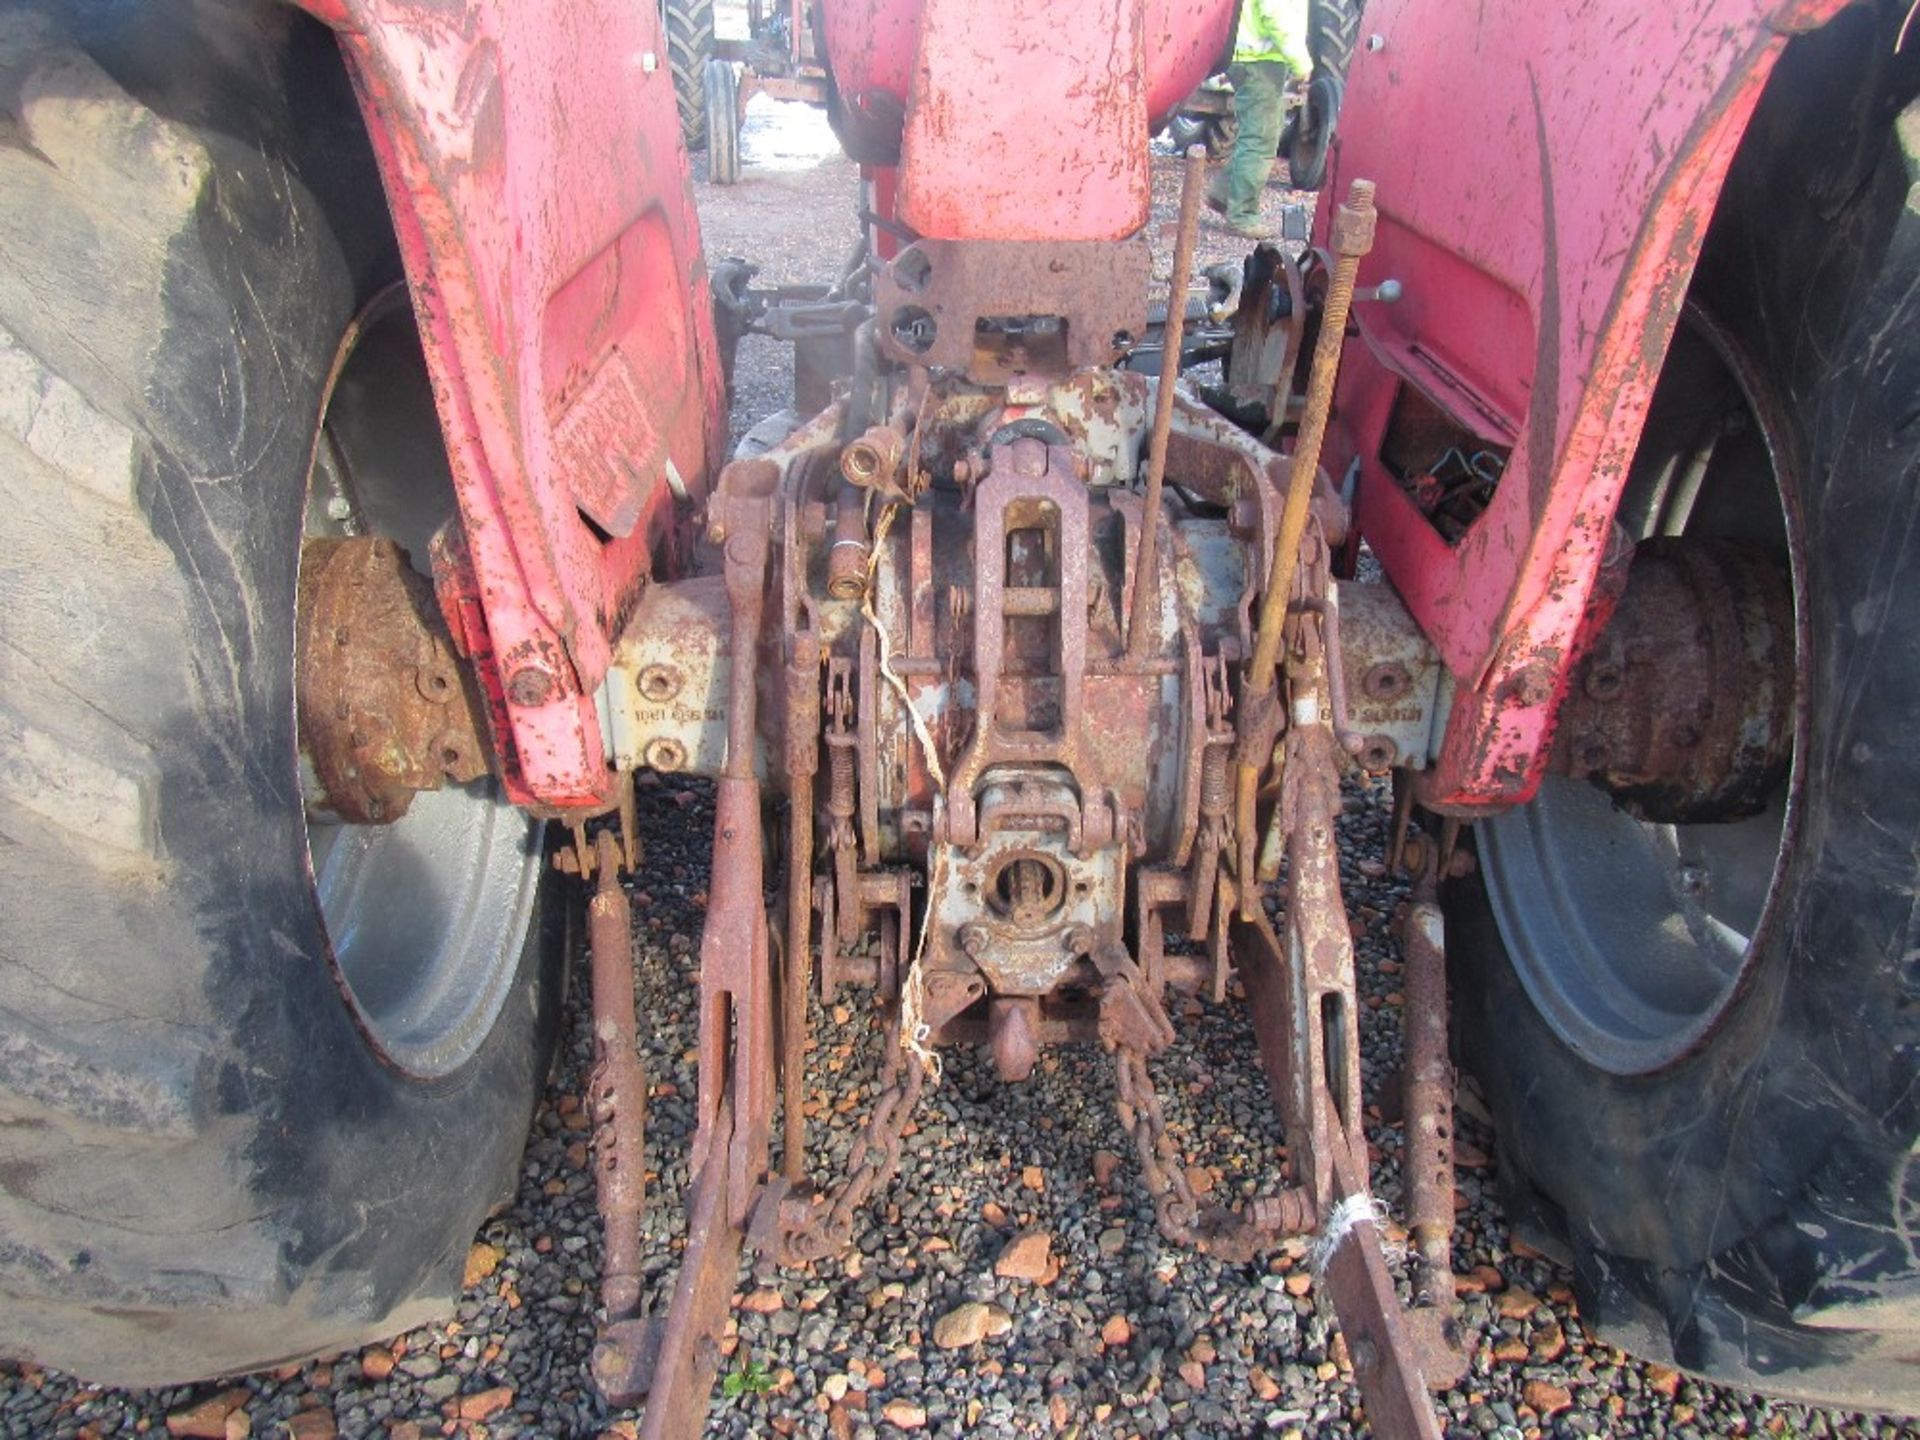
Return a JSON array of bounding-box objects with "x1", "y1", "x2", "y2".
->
[{"x1": 297, "y1": 536, "x2": 492, "y2": 825}]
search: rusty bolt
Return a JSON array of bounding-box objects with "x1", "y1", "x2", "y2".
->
[
  {"x1": 1358, "y1": 736, "x2": 1398, "y2": 772},
  {"x1": 1061, "y1": 924, "x2": 1093, "y2": 957},
  {"x1": 1507, "y1": 662, "x2": 1555, "y2": 708},
  {"x1": 637, "y1": 663, "x2": 684, "y2": 704},
  {"x1": 643, "y1": 737, "x2": 688, "y2": 773},
  {"x1": 416, "y1": 666, "x2": 455, "y2": 703},
  {"x1": 1584, "y1": 662, "x2": 1625, "y2": 701},
  {"x1": 507, "y1": 666, "x2": 554, "y2": 707},
  {"x1": 959, "y1": 923, "x2": 990, "y2": 958},
  {"x1": 1361, "y1": 662, "x2": 1410, "y2": 701},
  {"x1": 1330, "y1": 178, "x2": 1379, "y2": 256},
  {"x1": 1577, "y1": 741, "x2": 1610, "y2": 773}
]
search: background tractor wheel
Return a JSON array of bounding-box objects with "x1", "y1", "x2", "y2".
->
[
  {"x1": 0, "y1": 3, "x2": 563, "y2": 1385},
  {"x1": 1446, "y1": 3, "x2": 1920, "y2": 1411},
  {"x1": 1280, "y1": 74, "x2": 1340, "y2": 190},
  {"x1": 663, "y1": 0, "x2": 716, "y2": 151},
  {"x1": 706, "y1": 56, "x2": 741, "y2": 185},
  {"x1": 1280, "y1": 0, "x2": 1362, "y2": 189}
]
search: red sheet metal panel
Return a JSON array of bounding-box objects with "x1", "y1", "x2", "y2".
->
[
  {"x1": 1323, "y1": 0, "x2": 1847, "y2": 809},
  {"x1": 822, "y1": 0, "x2": 1232, "y2": 232},
  {"x1": 899, "y1": 0, "x2": 1151, "y2": 240},
  {"x1": 299, "y1": 0, "x2": 727, "y2": 808}
]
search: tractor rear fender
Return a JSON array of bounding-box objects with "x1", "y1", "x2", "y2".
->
[
  {"x1": 295, "y1": 0, "x2": 728, "y2": 809},
  {"x1": 1321, "y1": 0, "x2": 1850, "y2": 811}
]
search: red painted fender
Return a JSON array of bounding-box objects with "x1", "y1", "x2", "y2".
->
[
  {"x1": 1321, "y1": 0, "x2": 1846, "y2": 810},
  {"x1": 298, "y1": 0, "x2": 728, "y2": 808}
]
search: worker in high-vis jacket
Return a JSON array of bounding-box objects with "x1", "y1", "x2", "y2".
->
[{"x1": 1208, "y1": 0, "x2": 1312, "y2": 238}]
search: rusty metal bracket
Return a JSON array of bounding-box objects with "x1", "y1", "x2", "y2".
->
[
  {"x1": 296, "y1": 535, "x2": 491, "y2": 825},
  {"x1": 871, "y1": 236, "x2": 1152, "y2": 379},
  {"x1": 588, "y1": 468, "x2": 783, "y2": 1436},
  {"x1": 583, "y1": 829, "x2": 651, "y2": 1402},
  {"x1": 945, "y1": 437, "x2": 1093, "y2": 847},
  {"x1": 1320, "y1": 1132, "x2": 1448, "y2": 1440},
  {"x1": 1231, "y1": 595, "x2": 1457, "y2": 1436},
  {"x1": 1400, "y1": 848, "x2": 1472, "y2": 1388},
  {"x1": 1237, "y1": 897, "x2": 1451, "y2": 1439}
]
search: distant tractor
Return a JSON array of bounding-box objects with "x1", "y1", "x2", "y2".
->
[{"x1": 699, "y1": 0, "x2": 835, "y2": 184}]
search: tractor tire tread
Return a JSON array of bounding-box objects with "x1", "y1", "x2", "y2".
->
[
  {"x1": 665, "y1": 0, "x2": 716, "y2": 151},
  {"x1": 0, "y1": 4, "x2": 562, "y2": 1389},
  {"x1": 1306, "y1": 0, "x2": 1364, "y2": 86},
  {"x1": 1447, "y1": 13, "x2": 1920, "y2": 1411}
]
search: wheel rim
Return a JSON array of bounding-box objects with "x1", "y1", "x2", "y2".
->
[
  {"x1": 300, "y1": 289, "x2": 544, "y2": 1080},
  {"x1": 1479, "y1": 304, "x2": 1804, "y2": 1075}
]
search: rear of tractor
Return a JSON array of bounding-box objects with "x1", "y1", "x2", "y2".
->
[{"x1": 0, "y1": 1, "x2": 1917, "y2": 1437}]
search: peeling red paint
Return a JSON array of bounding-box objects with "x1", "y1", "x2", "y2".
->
[
  {"x1": 295, "y1": 0, "x2": 727, "y2": 809},
  {"x1": 1324, "y1": 0, "x2": 1845, "y2": 810}
]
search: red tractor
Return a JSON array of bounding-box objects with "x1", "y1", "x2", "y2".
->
[{"x1": 0, "y1": 0, "x2": 1915, "y2": 1436}]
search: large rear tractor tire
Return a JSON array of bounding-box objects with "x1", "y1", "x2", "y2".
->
[
  {"x1": 0, "y1": 4, "x2": 563, "y2": 1386},
  {"x1": 663, "y1": 0, "x2": 716, "y2": 151},
  {"x1": 1447, "y1": 2, "x2": 1920, "y2": 1411}
]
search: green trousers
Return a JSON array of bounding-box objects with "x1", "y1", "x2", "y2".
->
[{"x1": 1223, "y1": 60, "x2": 1290, "y2": 227}]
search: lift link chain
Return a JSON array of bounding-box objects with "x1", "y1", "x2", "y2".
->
[
  {"x1": 1107, "y1": 986, "x2": 1318, "y2": 1263},
  {"x1": 769, "y1": 1014, "x2": 926, "y2": 1267},
  {"x1": 1114, "y1": 1046, "x2": 1203, "y2": 1243}
]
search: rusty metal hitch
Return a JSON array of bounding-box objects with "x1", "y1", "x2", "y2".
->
[
  {"x1": 565, "y1": 168, "x2": 1475, "y2": 1440},
  {"x1": 574, "y1": 475, "x2": 786, "y2": 1437}
]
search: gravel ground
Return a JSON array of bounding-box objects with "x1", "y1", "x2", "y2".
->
[{"x1": 6, "y1": 100, "x2": 1920, "y2": 1440}]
